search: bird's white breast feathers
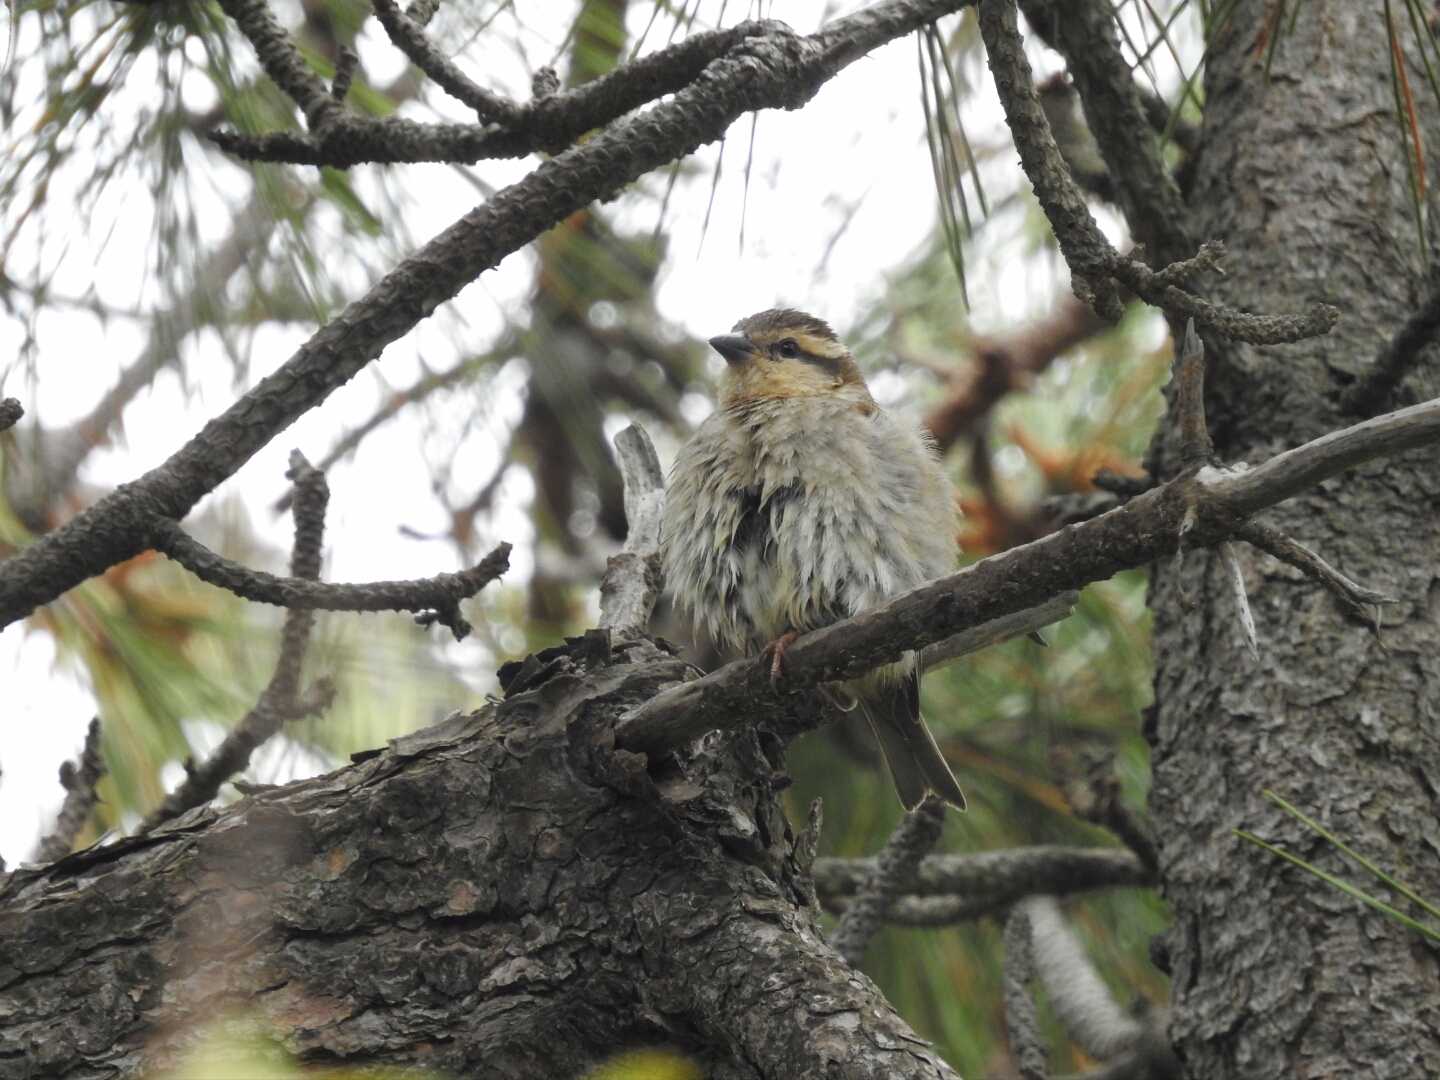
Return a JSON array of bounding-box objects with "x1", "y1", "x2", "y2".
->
[{"x1": 661, "y1": 391, "x2": 958, "y2": 659}]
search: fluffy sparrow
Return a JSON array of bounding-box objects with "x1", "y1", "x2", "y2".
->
[{"x1": 661, "y1": 308, "x2": 965, "y2": 810}]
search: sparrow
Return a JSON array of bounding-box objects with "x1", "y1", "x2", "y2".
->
[{"x1": 660, "y1": 308, "x2": 966, "y2": 811}]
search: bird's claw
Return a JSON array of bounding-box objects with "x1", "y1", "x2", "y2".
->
[{"x1": 759, "y1": 630, "x2": 800, "y2": 687}]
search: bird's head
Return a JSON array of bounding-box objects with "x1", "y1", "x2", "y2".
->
[{"x1": 708, "y1": 308, "x2": 872, "y2": 410}]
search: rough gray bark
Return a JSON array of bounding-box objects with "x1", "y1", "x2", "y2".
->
[
  {"x1": 0, "y1": 635, "x2": 958, "y2": 1079},
  {"x1": 1148, "y1": 3, "x2": 1440, "y2": 1076}
]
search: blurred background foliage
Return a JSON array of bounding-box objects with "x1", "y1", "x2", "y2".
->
[{"x1": 0, "y1": 0, "x2": 1204, "y2": 1073}]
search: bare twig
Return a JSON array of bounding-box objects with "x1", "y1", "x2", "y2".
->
[
  {"x1": 1017, "y1": 0, "x2": 1191, "y2": 265},
  {"x1": 1343, "y1": 281, "x2": 1440, "y2": 415},
  {"x1": 1218, "y1": 542, "x2": 1259, "y2": 661},
  {"x1": 1062, "y1": 766, "x2": 1159, "y2": 877},
  {"x1": 371, "y1": 0, "x2": 522, "y2": 124},
  {"x1": 977, "y1": 0, "x2": 1336, "y2": 343},
  {"x1": 31, "y1": 718, "x2": 105, "y2": 864},
  {"x1": 331, "y1": 46, "x2": 359, "y2": 102},
  {"x1": 921, "y1": 591, "x2": 1077, "y2": 671},
  {"x1": 151, "y1": 525, "x2": 509, "y2": 640},
  {"x1": 210, "y1": 18, "x2": 784, "y2": 166},
  {"x1": 1235, "y1": 518, "x2": 1396, "y2": 617},
  {"x1": 1200, "y1": 398, "x2": 1440, "y2": 514},
  {"x1": 0, "y1": 398, "x2": 22, "y2": 432},
  {"x1": 830, "y1": 797, "x2": 947, "y2": 967},
  {"x1": 217, "y1": 0, "x2": 341, "y2": 130},
  {"x1": 141, "y1": 452, "x2": 336, "y2": 831},
  {"x1": 1172, "y1": 318, "x2": 1213, "y2": 468},
  {"x1": 616, "y1": 396, "x2": 1440, "y2": 758},
  {"x1": 815, "y1": 845, "x2": 1151, "y2": 909},
  {"x1": 598, "y1": 425, "x2": 665, "y2": 635},
  {"x1": 1003, "y1": 905, "x2": 1050, "y2": 1080}
]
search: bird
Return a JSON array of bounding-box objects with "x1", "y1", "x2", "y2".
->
[{"x1": 660, "y1": 308, "x2": 966, "y2": 811}]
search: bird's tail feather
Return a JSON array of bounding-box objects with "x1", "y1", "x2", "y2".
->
[{"x1": 860, "y1": 675, "x2": 967, "y2": 812}]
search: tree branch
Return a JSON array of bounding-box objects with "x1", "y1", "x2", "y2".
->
[
  {"x1": 1342, "y1": 279, "x2": 1440, "y2": 414},
  {"x1": 152, "y1": 525, "x2": 510, "y2": 640},
  {"x1": 616, "y1": 396, "x2": 1440, "y2": 757},
  {"x1": 814, "y1": 846, "x2": 1151, "y2": 904},
  {"x1": 0, "y1": 0, "x2": 975, "y2": 631},
  {"x1": 30, "y1": 718, "x2": 105, "y2": 864},
  {"x1": 1017, "y1": 0, "x2": 1192, "y2": 265},
  {"x1": 1003, "y1": 905, "x2": 1050, "y2": 1080},
  {"x1": 977, "y1": 0, "x2": 1336, "y2": 342},
  {"x1": 370, "y1": 0, "x2": 522, "y2": 124},
  {"x1": 829, "y1": 797, "x2": 947, "y2": 967},
  {"x1": 0, "y1": 635, "x2": 960, "y2": 1079},
  {"x1": 598, "y1": 425, "x2": 665, "y2": 635},
  {"x1": 141, "y1": 452, "x2": 335, "y2": 832}
]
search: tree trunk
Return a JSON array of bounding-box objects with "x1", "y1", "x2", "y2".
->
[
  {"x1": 0, "y1": 635, "x2": 958, "y2": 1079},
  {"x1": 1149, "y1": 3, "x2": 1440, "y2": 1076}
]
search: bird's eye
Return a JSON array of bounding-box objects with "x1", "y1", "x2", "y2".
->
[{"x1": 775, "y1": 338, "x2": 799, "y2": 359}]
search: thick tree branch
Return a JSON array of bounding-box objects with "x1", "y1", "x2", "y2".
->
[
  {"x1": 616, "y1": 396, "x2": 1440, "y2": 756},
  {"x1": 1199, "y1": 398, "x2": 1440, "y2": 514},
  {"x1": 0, "y1": 636, "x2": 959, "y2": 1079},
  {"x1": 0, "y1": 0, "x2": 974, "y2": 631}
]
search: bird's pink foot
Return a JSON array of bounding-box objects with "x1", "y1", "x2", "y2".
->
[{"x1": 759, "y1": 630, "x2": 800, "y2": 687}]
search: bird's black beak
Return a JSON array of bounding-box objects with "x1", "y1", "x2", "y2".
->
[{"x1": 709, "y1": 334, "x2": 757, "y2": 366}]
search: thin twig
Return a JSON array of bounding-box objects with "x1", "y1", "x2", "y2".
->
[
  {"x1": 371, "y1": 0, "x2": 522, "y2": 124},
  {"x1": 1017, "y1": 0, "x2": 1191, "y2": 265},
  {"x1": 598, "y1": 425, "x2": 665, "y2": 634},
  {"x1": 31, "y1": 718, "x2": 105, "y2": 863},
  {"x1": 815, "y1": 845, "x2": 1151, "y2": 907},
  {"x1": 1218, "y1": 541, "x2": 1259, "y2": 661},
  {"x1": 921, "y1": 592, "x2": 1077, "y2": 671},
  {"x1": 331, "y1": 46, "x2": 359, "y2": 102},
  {"x1": 1235, "y1": 518, "x2": 1396, "y2": 618},
  {"x1": 977, "y1": 0, "x2": 1336, "y2": 343},
  {"x1": 1003, "y1": 905, "x2": 1050, "y2": 1080},
  {"x1": 1062, "y1": 766, "x2": 1160, "y2": 877},
  {"x1": 141, "y1": 452, "x2": 336, "y2": 831},
  {"x1": 1172, "y1": 318, "x2": 1214, "y2": 468},
  {"x1": 829, "y1": 797, "x2": 947, "y2": 967},
  {"x1": 152, "y1": 524, "x2": 510, "y2": 641}
]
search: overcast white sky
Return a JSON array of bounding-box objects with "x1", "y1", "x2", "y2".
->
[{"x1": 0, "y1": 2, "x2": 1184, "y2": 864}]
